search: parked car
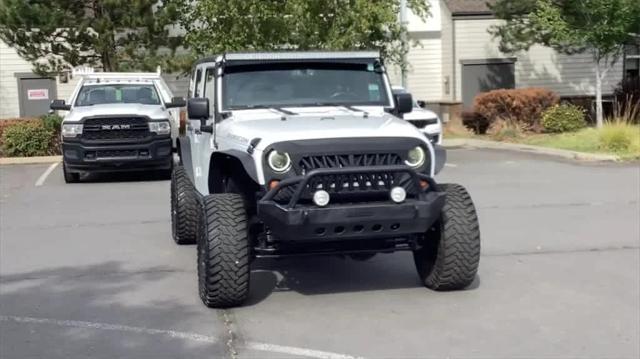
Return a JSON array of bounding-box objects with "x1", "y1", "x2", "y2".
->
[
  {"x1": 392, "y1": 86, "x2": 442, "y2": 144},
  {"x1": 172, "y1": 51, "x2": 480, "y2": 308},
  {"x1": 51, "y1": 71, "x2": 185, "y2": 183}
]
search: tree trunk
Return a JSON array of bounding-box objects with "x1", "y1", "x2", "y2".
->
[{"x1": 595, "y1": 60, "x2": 604, "y2": 128}]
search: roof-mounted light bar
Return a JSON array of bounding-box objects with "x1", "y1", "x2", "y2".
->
[{"x1": 223, "y1": 51, "x2": 380, "y2": 62}]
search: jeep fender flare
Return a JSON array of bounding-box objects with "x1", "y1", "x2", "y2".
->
[
  {"x1": 208, "y1": 150, "x2": 260, "y2": 190},
  {"x1": 177, "y1": 136, "x2": 195, "y2": 182}
]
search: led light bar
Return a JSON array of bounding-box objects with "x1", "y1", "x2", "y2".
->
[{"x1": 224, "y1": 51, "x2": 380, "y2": 62}]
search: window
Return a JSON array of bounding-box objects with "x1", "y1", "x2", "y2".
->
[
  {"x1": 624, "y1": 42, "x2": 640, "y2": 81},
  {"x1": 194, "y1": 68, "x2": 203, "y2": 98},
  {"x1": 221, "y1": 62, "x2": 390, "y2": 110},
  {"x1": 75, "y1": 84, "x2": 160, "y2": 106},
  {"x1": 204, "y1": 68, "x2": 216, "y2": 115}
]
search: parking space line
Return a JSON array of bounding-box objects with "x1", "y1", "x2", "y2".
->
[
  {"x1": 1, "y1": 315, "x2": 365, "y2": 358},
  {"x1": 34, "y1": 162, "x2": 60, "y2": 187},
  {"x1": 445, "y1": 163, "x2": 458, "y2": 168}
]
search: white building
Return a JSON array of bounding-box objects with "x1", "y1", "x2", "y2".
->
[{"x1": 392, "y1": 0, "x2": 637, "y2": 112}]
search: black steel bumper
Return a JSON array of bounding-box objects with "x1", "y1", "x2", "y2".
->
[
  {"x1": 62, "y1": 137, "x2": 173, "y2": 172},
  {"x1": 257, "y1": 166, "x2": 446, "y2": 241}
]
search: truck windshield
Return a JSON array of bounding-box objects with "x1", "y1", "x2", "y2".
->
[
  {"x1": 222, "y1": 62, "x2": 390, "y2": 110},
  {"x1": 75, "y1": 84, "x2": 161, "y2": 106}
]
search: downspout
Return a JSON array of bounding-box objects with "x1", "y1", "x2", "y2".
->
[
  {"x1": 451, "y1": 17, "x2": 457, "y2": 101},
  {"x1": 400, "y1": 0, "x2": 408, "y2": 88}
]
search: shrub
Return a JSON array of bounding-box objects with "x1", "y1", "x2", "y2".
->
[
  {"x1": 40, "y1": 113, "x2": 63, "y2": 133},
  {"x1": 487, "y1": 118, "x2": 525, "y2": 141},
  {"x1": 541, "y1": 104, "x2": 587, "y2": 133},
  {"x1": 473, "y1": 88, "x2": 559, "y2": 133},
  {"x1": 461, "y1": 111, "x2": 490, "y2": 134},
  {"x1": 1, "y1": 121, "x2": 54, "y2": 157}
]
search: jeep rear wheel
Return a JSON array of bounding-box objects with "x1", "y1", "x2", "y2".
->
[
  {"x1": 171, "y1": 165, "x2": 198, "y2": 245},
  {"x1": 63, "y1": 163, "x2": 80, "y2": 183},
  {"x1": 413, "y1": 183, "x2": 480, "y2": 290},
  {"x1": 198, "y1": 193, "x2": 250, "y2": 308}
]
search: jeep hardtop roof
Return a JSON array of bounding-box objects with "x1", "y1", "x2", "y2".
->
[{"x1": 195, "y1": 51, "x2": 381, "y2": 66}]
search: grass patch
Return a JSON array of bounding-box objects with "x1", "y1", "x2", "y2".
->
[{"x1": 519, "y1": 123, "x2": 640, "y2": 159}]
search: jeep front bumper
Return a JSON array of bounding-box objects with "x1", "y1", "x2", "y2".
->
[{"x1": 257, "y1": 166, "x2": 446, "y2": 241}]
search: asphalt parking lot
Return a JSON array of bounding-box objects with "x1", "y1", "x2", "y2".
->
[{"x1": 1, "y1": 148, "x2": 639, "y2": 359}]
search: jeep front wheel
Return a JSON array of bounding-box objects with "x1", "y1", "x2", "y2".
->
[
  {"x1": 198, "y1": 193, "x2": 250, "y2": 308},
  {"x1": 413, "y1": 183, "x2": 480, "y2": 290},
  {"x1": 170, "y1": 165, "x2": 199, "y2": 245}
]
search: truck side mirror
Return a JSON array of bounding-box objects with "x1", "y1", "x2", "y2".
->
[
  {"x1": 166, "y1": 97, "x2": 186, "y2": 108},
  {"x1": 394, "y1": 93, "x2": 413, "y2": 115},
  {"x1": 187, "y1": 97, "x2": 213, "y2": 133},
  {"x1": 50, "y1": 99, "x2": 71, "y2": 111}
]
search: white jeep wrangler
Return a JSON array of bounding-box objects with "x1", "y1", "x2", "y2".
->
[{"x1": 171, "y1": 52, "x2": 480, "y2": 308}]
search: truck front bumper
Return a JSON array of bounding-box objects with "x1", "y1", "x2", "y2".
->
[
  {"x1": 257, "y1": 166, "x2": 446, "y2": 241},
  {"x1": 62, "y1": 137, "x2": 173, "y2": 173}
]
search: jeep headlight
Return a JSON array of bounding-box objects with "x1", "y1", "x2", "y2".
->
[
  {"x1": 267, "y1": 150, "x2": 291, "y2": 173},
  {"x1": 149, "y1": 121, "x2": 171, "y2": 135},
  {"x1": 61, "y1": 124, "x2": 83, "y2": 137},
  {"x1": 405, "y1": 146, "x2": 426, "y2": 168}
]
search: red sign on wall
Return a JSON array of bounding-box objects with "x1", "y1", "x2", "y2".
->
[{"x1": 27, "y1": 89, "x2": 49, "y2": 100}]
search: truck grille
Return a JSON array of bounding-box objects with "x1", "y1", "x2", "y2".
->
[
  {"x1": 299, "y1": 153, "x2": 403, "y2": 173},
  {"x1": 82, "y1": 117, "x2": 150, "y2": 141}
]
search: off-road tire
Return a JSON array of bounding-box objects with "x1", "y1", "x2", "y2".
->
[
  {"x1": 413, "y1": 183, "x2": 480, "y2": 290},
  {"x1": 171, "y1": 165, "x2": 199, "y2": 245},
  {"x1": 198, "y1": 193, "x2": 250, "y2": 308},
  {"x1": 63, "y1": 163, "x2": 80, "y2": 183}
]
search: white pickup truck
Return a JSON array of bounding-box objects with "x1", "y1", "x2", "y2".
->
[{"x1": 50, "y1": 71, "x2": 185, "y2": 182}]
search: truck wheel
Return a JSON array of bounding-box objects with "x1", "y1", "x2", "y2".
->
[
  {"x1": 62, "y1": 163, "x2": 80, "y2": 183},
  {"x1": 197, "y1": 193, "x2": 250, "y2": 308},
  {"x1": 170, "y1": 165, "x2": 198, "y2": 245},
  {"x1": 413, "y1": 183, "x2": 480, "y2": 290}
]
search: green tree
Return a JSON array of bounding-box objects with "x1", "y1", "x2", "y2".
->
[
  {"x1": 0, "y1": 0, "x2": 186, "y2": 74},
  {"x1": 169, "y1": 0, "x2": 430, "y2": 71},
  {"x1": 490, "y1": 0, "x2": 640, "y2": 127}
]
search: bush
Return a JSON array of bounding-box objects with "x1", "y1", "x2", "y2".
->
[
  {"x1": 614, "y1": 78, "x2": 640, "y2": 123},
  {"x1": 541, "y1": 104, "x2": 587, "y2": 133},
  {"x1": 487, "y1": 119, "x2": 525, "y2": 141},
  {"x1": 473, "y1": 88, "x2": 559, "y2": 133},
  {"x1": 1, "y1": 121, "x2": 54, "y2": 157},
  {"x1": 40, "y1": 113, "x2": 63, "y2": 133},
  {"x1": 461, "y1": 111, "x2": 490, "y2": 134}
]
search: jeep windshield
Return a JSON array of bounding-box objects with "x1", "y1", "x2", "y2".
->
[
  {"x1": 75, "y1": 84, "x2": 161, "y2": 106},
  {"x1": 222, "y1": 62, "x2": 391, "y2": 110}
]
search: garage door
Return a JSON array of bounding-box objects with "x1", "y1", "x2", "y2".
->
[{"x1": 461, "y1": 59, "x2": 516, "y2": 108}]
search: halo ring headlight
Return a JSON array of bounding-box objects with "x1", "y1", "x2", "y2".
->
[
  {"x1": 405, "y1": 146, "x2": 426, "y2": 168},
  {"x1": 267, "y1": 150, "x2": 292, "y2": 173}
]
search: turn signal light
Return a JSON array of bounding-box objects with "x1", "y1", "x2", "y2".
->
[
  {"x1": 420, "y1": 180, "x2": 429, "y2": 189},
  {"x1": 269, "y1": 180, "x2": 280, "y2": 190}
]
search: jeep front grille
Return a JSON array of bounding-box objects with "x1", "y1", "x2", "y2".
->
[
  {"x1": 82, "y1": 117, "x2": 150, "y2": 141},
  {"x1": 299, "y1": 153, "x2": 403, "y2": 173}
]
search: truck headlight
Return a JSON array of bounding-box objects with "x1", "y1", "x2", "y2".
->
[
  {"x1": 405, "y1": 146, "x2": 426, "y2": 168},
  {"x1": 149, "y1": 121, "x2": 171, "y2": 135},
  {"x1": 267, "y1": 150, "x2": 291, "y2": 173},
  {"x1": 61, "y1": 124, "x2": 83, "y2": 137}
]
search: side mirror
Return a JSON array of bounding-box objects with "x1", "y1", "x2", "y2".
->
[
  {"x1": 416, "y1": 100, "x2": 426, "y2": 109},
  {"x1": 187, "y1": 97, "x2": 213, "y2": 133},
  {"x1": 166, "y1": 96, "x2": 186, "y2": 108},
  {"x1": 50, "y1": 99, "x2": 71, "y2": 111},
  {"x1": 394, "y1": 93, "x2": 413, "y2": 115}
]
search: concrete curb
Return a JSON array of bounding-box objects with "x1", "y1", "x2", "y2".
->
[
  {"x1": 442, "y1": 138, "x2": 620, "y2": 162},
  {"x1": 0, "y1": 156, "x2": 62, "y2": 165}
]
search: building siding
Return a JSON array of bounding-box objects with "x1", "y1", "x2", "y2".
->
[
  {"x1": 453, "y1": 18, "x2": 623, "y2": 102},
  {"x1": 1, "y1": 40, "x2": 77, "y2": 119},
  {"x1": 440, "y1": 0, "x2": 454, "y2": 101}
]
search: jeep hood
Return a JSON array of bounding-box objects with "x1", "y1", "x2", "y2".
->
[
  {"x1": 64, "y1": 104, "x2": 167, "y2": 122},
  {"x1": 224, "y1": 107, "x2": 426, "y2": 150}
]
